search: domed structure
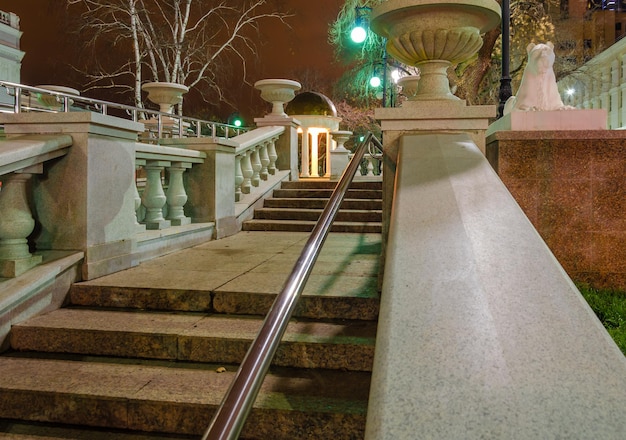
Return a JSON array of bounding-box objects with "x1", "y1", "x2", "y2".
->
[
  {"x1": 286, "y1": 91, "x2": 342, "y2": 178},
  {"x1": 286, "y1": 91, "x2": 338, "y2": 117}
]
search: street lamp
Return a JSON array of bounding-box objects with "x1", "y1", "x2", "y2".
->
[
  {"x1": 350, "y1": 6, "x2": 372, "y2": 44},
  {"x1": 350, "y1": 6, "x2": 391, "y2": 107},
  {"x1": 498, "y1": 0, "x2": 512, "y2": 118}
]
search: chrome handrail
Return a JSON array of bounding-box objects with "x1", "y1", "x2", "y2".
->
[
  {"x1": 202, "y1": 132, "x2": 383, "y2": 440},
  {"x1": 0, "y1": 81, "x2": 248, "y2": 140}
]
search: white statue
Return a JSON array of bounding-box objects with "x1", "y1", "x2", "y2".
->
[{"x1": 504, "y1": 42, "x2": 573, "y2": 114}]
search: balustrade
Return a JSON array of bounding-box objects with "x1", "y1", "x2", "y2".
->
[
  {"x1": 135, "y1": 144, "x2": 204, "y2": 231},
  {"x1": 559, "y1": 36, "x2": 626, "y2": 128},
  {"x1": 232, "y1": 128, "x2": 283, "y2": 202},
  {"x1": 0, "y1": 83, "x2": 295, "y2": 280}
]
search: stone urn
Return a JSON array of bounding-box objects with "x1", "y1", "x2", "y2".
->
[
  {"x1": 397, "y1": 75, "x2": 421, "y2": 101},
  {"x1": 371, "y1": 0, "x2": 501, "y2": 101},
  {"x1": 142, "y1": 81, "x2": 189, "y2": 114},
  {"x1": 330, "y1": 130, "x2": 353, "y2": 152},
  {"x1": 254, "y1": 79, "x2": 302, "y2": 116},
  {"x1": 36, "y1": 85, "x2": 80, "y2": 109}
]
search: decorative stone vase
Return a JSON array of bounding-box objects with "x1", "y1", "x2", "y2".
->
[
  {"x1": 371, "y1": 0, "x2": 501, "y2": 101},
  {"x1": 36, "y1": 85, "x2": 80, "y2": 109},
  {"x1": 254, "y1": 79, "x2": 302, "y2": 116},
  {"x1": 142, "y1": 81, "x2": 189, "y2": 114},
  {"x1": 330, "y1": 130, "x2": 353, "y2": 152},
  {"x1": 397, "y1": 75, "x2": 421, "y2": 101},
  {"x1": 330, "y1": 131, "x2": 353, "y2": 180}
]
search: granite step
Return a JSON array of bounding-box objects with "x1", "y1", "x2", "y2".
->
[
  {"x1": 69, "y1": 274, "x2": 380, "y2": 321},
  {"x1": 10, "y1": 309, "x2": 376, "y2": 371},
  {"x1": 252, "y1": 207, "x2": 382, "y2": 222},
  {"x1": 280, "y1": 180, "x2": 382, "y2": 190},
  {"x1": 0, "y1": 356, "x2": 370, "y2": 439},
  {"x1": 271, "y1": 188, "x2": 382, "y2": 199},
  {"x1": 242, "y1": 219, "x2": 382, "y2": 233},
  {"x1": 263, "y1": 197, "x2": 382, "y2": 210}
]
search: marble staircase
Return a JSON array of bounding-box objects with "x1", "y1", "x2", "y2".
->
[{"x1": 0, "y1": 231, "x2": 381, "y2": 439}]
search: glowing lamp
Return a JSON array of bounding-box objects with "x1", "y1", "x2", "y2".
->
[{"x1": 351, "y1": 26, "x2": 367, "y2": 43}]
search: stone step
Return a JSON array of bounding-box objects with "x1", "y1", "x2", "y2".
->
[
  {"x1": 0, "y1": 421, "x2": 195, "y2": 439},
  {"x1": 0, "y1": 356, "x2": 370, "y2": 439},
  {"x1": 263, "y1": 197, "x2": 383, "y2": 210},
  {"x1": 253, "y1": 207, "x2": 382, "y2": 222},
  {"x1": 70, "y1": 273, "x2": 380, "y2": 321},
  {"x1": 271, "y1": 188, "x2": 382, "y2": 199},
  {"x1": 281, "y1": 180, "x2": 382, "y2": 190},
  {"x1": 242, "y1": 219, "x2": 382, "y2": 233},
  {"x1": 10, "y1": 309, "x2": 376, "y2": 371}
]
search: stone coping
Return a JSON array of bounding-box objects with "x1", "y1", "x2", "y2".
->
[{"x1": 365, "y1": 132, "x2": 626, "y2": 439}]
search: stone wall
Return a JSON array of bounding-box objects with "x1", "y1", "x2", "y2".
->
[{"x1": 486, "y1": 130, "x2": 626, "y2": 290}]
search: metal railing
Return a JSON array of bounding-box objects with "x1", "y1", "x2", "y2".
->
[
  {"x1": 202, "y1": 132, "x2": 384, "y2": 440},
  {"x1": 0, "y1": 81, "x2": 248, "y2": 141}
]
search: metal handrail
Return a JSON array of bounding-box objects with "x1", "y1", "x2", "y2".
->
[
  {"x1": 202, "y1": 132, "x2": 383, "y2": 440},
  {"x1": 0, "y1": 81, "x2": 248, "y2": 140}
]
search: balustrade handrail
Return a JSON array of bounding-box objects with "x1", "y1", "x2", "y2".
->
[
  {"x1": 201, "y1": 132, "x2": 384, "y2": 440},
  {"x1": 0, "y1": 81, "x2": 248, "y2": 141}
]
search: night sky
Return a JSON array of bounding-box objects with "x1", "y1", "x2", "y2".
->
[{"x1": 0, "y1": 0, "x2": 347, "y2": 120}]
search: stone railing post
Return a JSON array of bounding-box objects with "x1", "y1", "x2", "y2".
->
[{"x1": 160, "y1": 138, "x2": 238, "y2": 239}]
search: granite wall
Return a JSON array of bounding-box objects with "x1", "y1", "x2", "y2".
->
[{"x1": 486, "y1": 130, "x2": 626, "y2": 291}]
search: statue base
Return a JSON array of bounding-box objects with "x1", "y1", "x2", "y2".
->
[{"x1": 487, "y1": 109, "x2": 607, "y2": 136}]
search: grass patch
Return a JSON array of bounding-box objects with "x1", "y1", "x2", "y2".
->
[{"x1": 578, "y1": 284, "x2": 626, "y2": 356}]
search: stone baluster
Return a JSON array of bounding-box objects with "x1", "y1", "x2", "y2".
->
[
  {"x1": 235, "y1": 154, "x2": 244, "y2": 202},
  {"x1": 166, "y1": 161, "x2": 191, "y2": 226},
  {"x1": 251, "y1": 146, "x2": 262, "y2": 187},
  {"x1": 141, "y1": 160, "x2": 171, "y2": 229},
  {"x1": 0, "y1": 172, "x2": 43, "y2": 277},
  {"x1": 241, "y1": 150, "x2": 253, "y2": 194},
  {"x1": 133, "y1": 163, "x2": 147, "y2": 231},
  {"x1": 365, "y1": 156, "x2": 375, "y2": 176},
  {"x1": 259, "y1": 141, "x2": 270, "y2": 181},
  {"x1": 267, "y1": 137, "x2": 278, "y2": 176}
]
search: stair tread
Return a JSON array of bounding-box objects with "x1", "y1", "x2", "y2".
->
[
  {"x1": 244, "y1": 219, "x2": 383, "y2": 225},
  {"x1": 12, "y1": 309, "x2": 377, "y2": 343},
  {"x1": 11, "y1": 309, "x2": 376, "y2": 370},
  {"x1": 0, "y1": 356, "x2": 369, "y2": 437}
]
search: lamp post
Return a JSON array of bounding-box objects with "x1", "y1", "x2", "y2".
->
[
  {"x1": 350, "y1": 6, "x2": 372, "y2": 44},
  {"x1": 350, "y1": 6, "x2": 391, "y2": 107},
  {"x1": 498, "y1": 0, "x2": 511, "y2": 118}
]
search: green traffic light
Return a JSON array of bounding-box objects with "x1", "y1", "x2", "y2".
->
[{"x1": 234, "y1": 119, "x2": 242, "y2": 127}]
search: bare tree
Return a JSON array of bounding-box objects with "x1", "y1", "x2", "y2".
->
[{"x1": 67, "y1": 0, "x2": 291, "y2": 112}]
